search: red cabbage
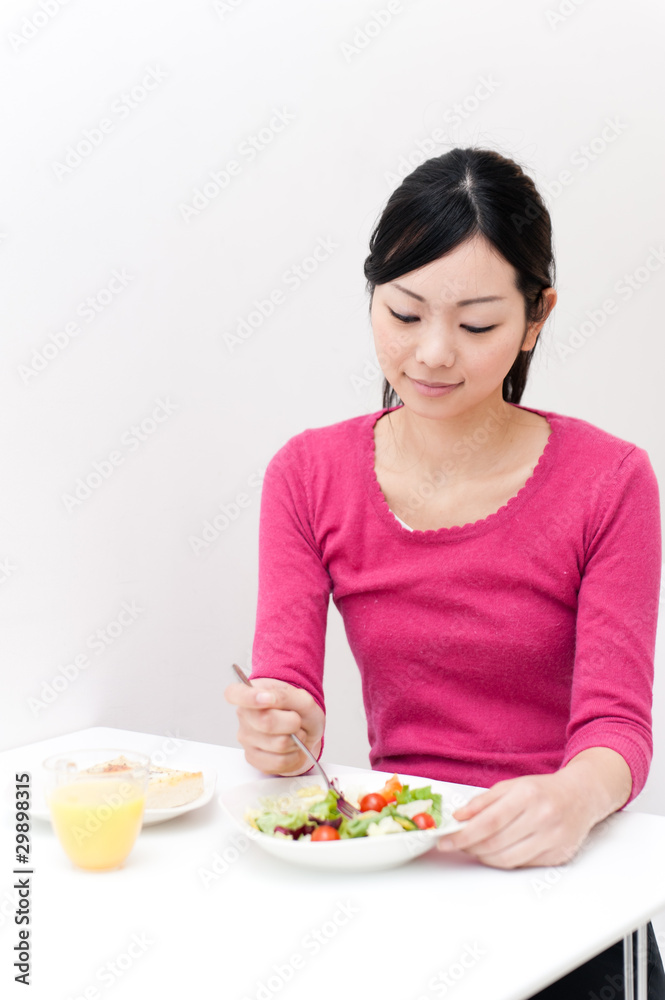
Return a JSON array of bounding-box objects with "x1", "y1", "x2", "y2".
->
[
  {"x1": 274, "y1": 823, "x2": 316, "y2": 840},
  {"x1": 308, "y1": 815, "x2": 342, "y2": 829}
]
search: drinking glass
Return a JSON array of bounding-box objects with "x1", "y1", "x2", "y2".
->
[{"x1": 43, "y1": 749, "x2": 149, "y2": 871}]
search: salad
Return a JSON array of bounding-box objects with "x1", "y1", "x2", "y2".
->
[{"x1": 244, "y1": 774, "x2": 443, "y2": 841}]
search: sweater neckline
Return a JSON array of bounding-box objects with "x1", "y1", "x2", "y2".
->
[{"x1": 364, "y1": 402, "x2": 561, "y2": 541}]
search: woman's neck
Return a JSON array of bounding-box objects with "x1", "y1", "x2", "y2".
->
[{"x1": 381, "y1": 394, "x2": 525, "y2": 482}]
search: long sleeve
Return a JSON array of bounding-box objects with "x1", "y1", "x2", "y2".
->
[
  {"x1": 249, "y1": 433, "x2": 332, "y2": 716},
  {"x1": 560, "y1": 446, "x2": 662, "y2": 803},
  {"x1": 244, "y1": 405, "x2": 661, "y2": 797}
]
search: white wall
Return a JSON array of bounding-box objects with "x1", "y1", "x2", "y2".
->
[{"x1": 1, "y1": 0, "x2": 664, "y2": 817}]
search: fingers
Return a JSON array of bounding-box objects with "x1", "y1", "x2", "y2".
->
[
  {"x1": 438, "y1": 773, "x2": 592, "y2": 869},
  {"x1": 224, "y1": 678, "x2": 315, "y2": 715},
  {"x1": 225, "y1": 676, "x2": 323, "y2": 776},
  {"x1": 237, "y1": 715, "x2": 306, "y2": 755},
  {"x1": 452, "y1": 784, "x2": 506, "y2": 822},
  {"x1": 522, "y1": 839, "x2": 584, "y2": 868},
  {"x1": 439, "y1": 797, "x2": 528, "y2": 856},
  {"x1": 473, "y1": 827, "x2": 587, "y2": 869},
  {"x1": 238, "y1": 704, "x2": 304, "y2": 738},
  {"x1": 437, "y1": 814, "x2": 549, "y2": 870},
  {"x1": 473, "y1": 832, "x2": 544, "y2": 869},
  {"x1": 243, "y1": 743, "x2": 312, "y2": 777},
  {"x1": 240, "y1": 723, "x2": 322, "y2": 777},
  {"x1": 224, "y1": 681, "x2": 277, "y2": 709},
  {"x1": 235, "y1": 704, "x2": 306, "y2": 769}
]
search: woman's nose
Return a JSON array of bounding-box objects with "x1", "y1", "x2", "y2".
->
[{"x1": 414, "y1": 321, "x2": 456, "y2": 369}]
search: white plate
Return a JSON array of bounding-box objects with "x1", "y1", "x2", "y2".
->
[
  {"x1": 31, "y1": 770, "x2": 217, "y2": 826},
  {"x1": 138, "y1": 770, "x2": 217, "y2": 825},
  {"x1": 219, "y1": 771, "x2": 466, "y2": 872}
]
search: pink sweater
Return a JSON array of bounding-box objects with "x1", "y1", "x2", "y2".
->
[{"x1": 249, "y1": 404, "x2": 661, "y2": 803}]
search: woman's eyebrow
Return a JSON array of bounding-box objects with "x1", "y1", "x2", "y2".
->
[{"x1": 390, "y1": 281, "x2": 506, "y2": 307}]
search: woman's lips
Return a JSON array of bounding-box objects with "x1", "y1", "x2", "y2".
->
[{"x1": 408, "y1": 376, "x2": 463, "y2": 397}]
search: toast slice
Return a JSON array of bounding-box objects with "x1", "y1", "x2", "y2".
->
[{"x1": 84, "y1": 755, "x2": 204, "y2": 809}]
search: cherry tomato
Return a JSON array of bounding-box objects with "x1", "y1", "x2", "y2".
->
[
  {"x1": 380, "y1": 774, "x2": 403, "y2": 804},
  {"x1": 412, "y1": 812, "x2": 436, "y2": 830},
  {"x1": 359, "y1": 792, "x2": 387, "y2": 812},
  {"x1": 311, "y1": 825, "x2": 340, "y2": 841}
]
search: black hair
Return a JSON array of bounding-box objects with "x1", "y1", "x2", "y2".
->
[{"x1": 363, "y1": 147, "x2": 555, "y2": 406}]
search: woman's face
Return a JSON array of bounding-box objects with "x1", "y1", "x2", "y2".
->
[{"x1": 371, "y1": 234, "x2": 552, "y2": 418}]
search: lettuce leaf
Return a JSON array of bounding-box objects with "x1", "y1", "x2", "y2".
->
[
  {"x1": 340, "y1": 804, "x2": 402, "y2": 838},
  {"x1": 395, "y1": 785, "x2": 442, "y2": 826},
  {"x1": 308, "y1": 789, "x2": 342, "y2": 822},
  {"x1": 254, "y1": 782, "x2": 444, "y2": 838},
  {"x1": 255, "y1": 810, "x2": 309, "y2": 836}
]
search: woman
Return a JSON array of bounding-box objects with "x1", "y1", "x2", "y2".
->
[{"x1": 225, "y1": 147, "x2": 663, "y2": 997}]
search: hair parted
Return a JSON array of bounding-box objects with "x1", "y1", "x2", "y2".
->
[{"x1": 363, "y1": 147, "x2": 555, "y2": 407}]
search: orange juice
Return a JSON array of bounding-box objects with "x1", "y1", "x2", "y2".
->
[{"x1": 48, "y1": 778, "x2": 145, "y2": 870}]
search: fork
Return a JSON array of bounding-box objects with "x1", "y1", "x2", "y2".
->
[{"x1": 231, "y1": 663, "x2": 359, "y2": 819}]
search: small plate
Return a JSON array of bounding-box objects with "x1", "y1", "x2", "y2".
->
[
  {"x1": 31, "y1": 770, "x2": 217, "y2": 826},
  {"x1": 139, "y1": 771, "x2": 217, "y2": 825},
  {"x1": 219, "y1": 771, "x2": 466, "y2": 872}
]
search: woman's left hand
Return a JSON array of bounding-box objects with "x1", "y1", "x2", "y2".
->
[{"x1": 436, "y1": 769, "x2": 598, "y2": 869}]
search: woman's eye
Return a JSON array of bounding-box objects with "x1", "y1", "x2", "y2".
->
[
  {"x1": 387, "y1": 307, "x2": 495, "y2": 333},
  {"x1": 388, "y1": 308, "x2": 419, "y2": 324}
]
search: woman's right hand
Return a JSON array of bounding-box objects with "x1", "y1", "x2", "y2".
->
[{"x1": 224, "y1": 677, "x2": 325, "y2": 776}]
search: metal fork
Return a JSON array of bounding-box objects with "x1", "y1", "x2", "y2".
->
[{"x1": 231, "y1": 663, "x2": 359, "y2": 819}]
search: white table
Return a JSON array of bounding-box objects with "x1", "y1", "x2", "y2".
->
[{"x1": 2, "y1": 727, "x2": 665, "y2": 1000}]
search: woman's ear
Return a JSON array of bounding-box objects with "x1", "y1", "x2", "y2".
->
[{"x1": 522, "y1": 287, "x2": 557, "y2": 351}]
